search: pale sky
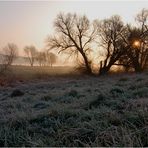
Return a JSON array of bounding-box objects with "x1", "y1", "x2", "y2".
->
[{"x1": 0, "y1": 0, "x2": 147, "y2": 55}]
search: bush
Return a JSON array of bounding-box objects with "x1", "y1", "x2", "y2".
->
[{"x1": 11, "y1": 89, "x2": 24, "y2": 97}]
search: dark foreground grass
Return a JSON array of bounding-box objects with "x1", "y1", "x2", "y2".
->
[{"x1": 0, "y1": 69, "x2": 148, "y2": 146}]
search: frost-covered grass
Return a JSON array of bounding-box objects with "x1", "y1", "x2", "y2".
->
[{"x1": 0, "y1": 70, "x2": 148, "y2": 146}]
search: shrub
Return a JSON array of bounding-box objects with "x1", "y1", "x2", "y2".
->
[{"x1": 11, "y1": 89, "x2": 24, "y2": 97}]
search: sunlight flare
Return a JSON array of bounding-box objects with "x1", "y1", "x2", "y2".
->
[{"x1": 133, "y1": 40, "x2": 141, "y2": 48}]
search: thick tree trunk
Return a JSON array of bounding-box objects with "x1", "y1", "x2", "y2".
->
[
  {"x1": 134, "y1": 63, "x2": 143, "y2": 72},
  {"x1": 99, "y1": 61, "x2": 113, "y2": 75},
  {"x1": 133, "y1": 60, "x2": 143, "y2": 72},
  {"x1": 81, "y1": 52, "x2": 92, "y2": 74},
  {"x1": 99, "y1": 66, "x2": 110, "y2": 75}
]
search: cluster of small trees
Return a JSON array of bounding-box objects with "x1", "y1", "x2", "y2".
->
[
  {"x1": 0, "y1": 44, "x2": 57, "y2": 74},
  {"x1": 24, "y1": 45, "x2": 57, "y2": 67},
  {"x1": 48, "y1": 8, "x2": 148, "y2": 75}
]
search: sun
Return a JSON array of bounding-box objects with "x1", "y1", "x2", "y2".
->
[{"x1": 133, "y1": 40, "x2": 141, "y2": 48}]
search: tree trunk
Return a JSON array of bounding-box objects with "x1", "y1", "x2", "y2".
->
[
  {"x1": 99, "y1": 66, "x2": 110, "y2": 75},
  {"x1": 81, "y1": 52, "x2": 92, "y2": 74},
  {"x1": 134, "y1": 63, "x2": 143, "y2": 72},
  {"x1": 99, "y1": 61, "x2": 113, "y2": 75},
  {"x1": 133, "y1": 59, "x2": 143, "y2": 72}
]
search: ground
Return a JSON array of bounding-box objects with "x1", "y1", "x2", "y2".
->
[{"x1": 0, "y1": 66, "x2": 148, "y2": 146}]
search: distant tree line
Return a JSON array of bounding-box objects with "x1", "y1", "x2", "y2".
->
[
  {"x1": 24, "y1": 46, "x2": 57, "y2": 67},
  {"x1": 0, "y1": 44, "x2": 57, "y2": 74},
  {"x1": 47, "y1": 8, "x2": 148, "y2": 75}
]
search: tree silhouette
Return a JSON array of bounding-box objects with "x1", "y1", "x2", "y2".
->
[
  {"x1": 47, "y1": 13, "x2": 97, "y2": 74},
  {"x1": 36, "y1": 51, "x2": 46, "y2": 66},
  {"x1": 95, "y1": 15, "x2": 126, "y2": 75},
  {"x1": 119, "y1": 9, "x2": 148, "y2": 72},
  {"x1": 0, "y1": 43, "x2": 18, "y2": 74},
  {"x1": 24, "y1": 45, "x2": 37, "y2": 67},
  {"x1": 46, "y1": 52, "x2": 57, "y2": 67}
]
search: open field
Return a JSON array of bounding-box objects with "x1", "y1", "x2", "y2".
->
[
  {"x1": 0, "y1": 65, "x2": 77, "y2": 86},
  {"x1": 0, "y1": 66, "x2": 148, "y2": 146}
]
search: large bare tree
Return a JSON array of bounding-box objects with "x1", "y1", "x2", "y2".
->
[
  {"x1": 119, "y1": 9, "x2": 148, "y2": 72},
  {"x1": 130, "y1": 9, "x2": 148, "y2": 72},
  {"x1": 24, "y1": 45, "x2": 37, "y2": 67},
  {"x1": 96, "y1": 15, "x2": 126, "y2": 74},
  {"x1": 47, "y1": 13, "x2": 97, "y2": 74}
]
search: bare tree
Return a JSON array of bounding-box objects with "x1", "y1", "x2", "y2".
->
[
  {"x1": 119, "y1": 9, "x2": 148, "y2": 72},
  {"x1": 130, "y1": 9, "x2": 148, "y2": 72},
  {"x1": 47, "y1": 13, "x2": 97, "y2": 74},
  {"x1": 46, "y1": 52, "x2": 57, "y2": 67},
  {"x1": 0, "y1": 43, "x2": 18, "y2": 74},
  {"x1": 36, "y1": 51, "x2": 46, "y2": 66},
  {"x1": 24, "y1": 45, "x2": 37, "y2": 67},
  {"x1": 136, "y1": 8, "x2": 148, "y2": 34},
  {"x1": 96, "y1": 15, "x2": 126, "y2": 75}
]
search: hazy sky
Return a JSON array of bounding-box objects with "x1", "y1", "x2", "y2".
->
[{"x1": 0, "y1": 0, "x2": 147, "y2": 55}]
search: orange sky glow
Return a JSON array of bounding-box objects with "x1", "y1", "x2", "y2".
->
[{"x1": 0, "y1": 0, "x2": 147, "y2": 59}]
